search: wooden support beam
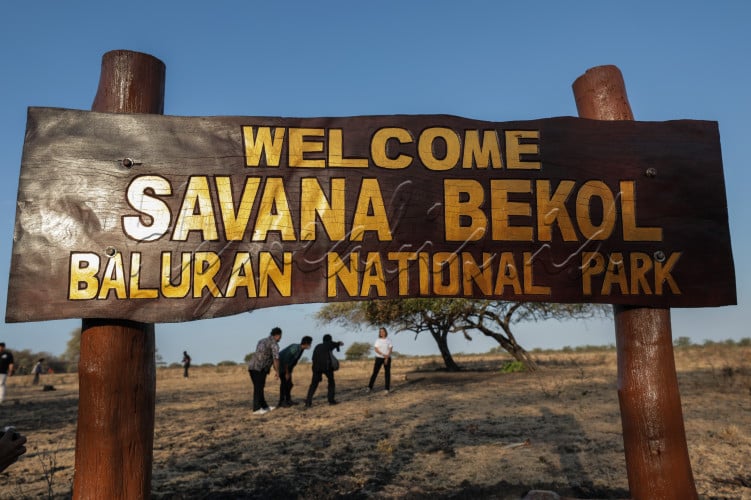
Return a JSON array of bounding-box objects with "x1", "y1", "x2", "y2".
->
[
  {"x1": 573, "y1": 65, "x2": 698, "y2": 500},
  {"x1": 73, "y1": 50, "x2": 164, "y2": 499}
]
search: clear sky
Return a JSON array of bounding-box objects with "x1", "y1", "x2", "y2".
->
[{"x1": 1, "y1": 1, "x2": 748, "y2": 364}]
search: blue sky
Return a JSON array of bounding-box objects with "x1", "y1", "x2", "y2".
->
[{"x1": 1, "y1": 2, "x2": 748, "y2": 364}]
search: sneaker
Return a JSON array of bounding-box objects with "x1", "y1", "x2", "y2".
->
[
  {"x1": 253, "y1": 408, "x2": 268, "y2": 415},
  {"x1": 267, "y1": 406, "x2": 276, "y2": 412},
  {"x1": 364, "y1": 387, "x2": 372, "y2": 394},
  {"x1": 328, "y1": 400, "x2": 339, "y2": 405},
  {"x1": 383, "y1": 390, "x2": 389, "y2": 395}
]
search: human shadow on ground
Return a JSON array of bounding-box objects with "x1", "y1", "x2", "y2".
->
[{"x1": 150, "y1": 373, "x2": 632, "y2": 499}]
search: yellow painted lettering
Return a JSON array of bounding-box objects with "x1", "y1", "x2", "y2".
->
[
  {"x1": 351, "y1": 179, "x2": 392, "y2": 241},
  {"x1": 216, "y1": 176, "x2": 260, "y2": 241},
  {"x1": 630, "y1": 252, "x2": 653, "y2": 295},
  {"x1": 576, "y1": 181, "x2": 616, "y2": 241},
  {"x1": 69, "y1": 253, "x2": 100, "y2": 300},
  {"x1": 300, "y1": 178, "x2": 345, "y2": 240},
  {"x1": 328, "y1": 129, "x2": 368, "y2": 168},
  {"x1": 524, "y1": 252, "x2": 551, "y2": 295},
  {"x1": 655, "y1": 252, "x2": 681, "y2": 295},
  {"x1": 462, "y1": 130, "x2": 502, "y2": 168},
  {"x1": 173, "y1": 176, "x2": 218, "y2": 241},
  {"x1": 98, "y1": 253, "x2": 127, "y2": 299},
  {"x1": 418, "y1": 252, "x2": 430, "y2": 295},
  {"x1": 193, "y1": 252, "x2": 222, "y2": 298},
  {"x1": 161, "y1": 252, "x2": 191, "y2": 298},
  {"x1": 243, "y1": 126, "x2": 284, "y2": 167},
  {"x1": 620, "y1": 180, "x2": 662, "y2": 241},
  {"x1": 418, "y1": 127, "x2": 460, "y2": 171},
  {"x1": 371, "y1": 128, "x2": 413, "y2": 169},
  {"x1": 601, "y1": 252, "x2": 628, "y2": 295},
  {"x1": 259, "y1": 252, "x2": 292, "y2": 297},
  {"x1": 129, "y1": 252, "x2": 158, "y2": 299},
  {"x1": 536, "y1": 180, "x2": 577, "y2": 241},
  {"x1": 581, "y1": 252, "x2": 605, "y2": 295},
  {"x1": 387, "y1": 251, "x2": 418, "y2": 295},
  {"x1": 361, "y1": 252, "x2": 386, "y2": 296},
  {"x1": 225, "y1": 252, "x2": 257, "y2": 298},
  {"x1": 288, "y1": 128, "x2": 325, "y2": 167},
  {"x1": 491, "y1": 179, "x2": 533, "y2": 241},
  {"x1": 494, "y1": 252, "x2": 522, "y2": 295},
  {"x1": 462, "y1": 252, "x2": 494, "y2": 295},
  {"x1": 252, "y1": 178, "x2": 297, "y2": 241},
  {"x1": 505, "y1": 130, "x2": 540, "y2": 169},
  {"x1": 432, "y1": 252, "x2": 460, "y2": 295},
  {"x1": 328, "y1": 251, "x2": 359, "y2": 297},
  {"x1": 444, "y1": 179, "x2": 487, "y2": 241}
]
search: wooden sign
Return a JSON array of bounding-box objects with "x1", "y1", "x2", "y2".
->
[{"x1": 6, "y1": 107, "x2": 735, "y2": 323}]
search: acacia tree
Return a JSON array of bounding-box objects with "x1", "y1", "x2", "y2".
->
[
  {"x1": 455, "y1": 301, "x2": 611, "y2": 371},
  {"x1": 317, "y1": 298, "x2": 476, "y2": 371},
  {"x1": 318, "y1": 299, "x2": 611, "y2": 372}
]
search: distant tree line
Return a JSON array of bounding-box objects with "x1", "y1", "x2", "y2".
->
[{"x1": 11, "y1": 328, "x2": 749, "y2": 374}]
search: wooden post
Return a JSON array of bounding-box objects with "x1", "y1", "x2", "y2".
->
[
  {"x1": 572, "y1": 66, "x2": 697, "y2": 499},
  {"x1": 73, "y1": 50, "x2": 165, "y2": 499}
]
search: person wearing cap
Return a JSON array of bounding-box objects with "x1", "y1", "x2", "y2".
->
[
  {"x1": 247, "y1": 327, "x2": 283, "y2": 415},
  {"x1": 304, "y1": 334, "x2": 343, "y2": 407},
  {"x1": 277, "y1": 335, "x2": 313, "y2": 407}
]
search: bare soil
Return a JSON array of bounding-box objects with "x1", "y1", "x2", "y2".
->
[{"x1": 0, "y1": 345, "x2": 749, "y2": 499}]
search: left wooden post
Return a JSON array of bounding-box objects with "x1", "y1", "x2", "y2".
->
[{"x1": 73, "y1": 50, "x2": 165, "y2": 499}]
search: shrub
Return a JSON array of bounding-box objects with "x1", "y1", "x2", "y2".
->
[
  {"x1": 500, "y1": 360, "x2": 526, "y2": 373},
  {"x1": 345, "y1": 342, "x2": 372, "y2": 361}
]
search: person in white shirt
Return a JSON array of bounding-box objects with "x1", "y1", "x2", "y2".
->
[{"x1": 367, "y1": 327, "x2": 393, "y2": 394}]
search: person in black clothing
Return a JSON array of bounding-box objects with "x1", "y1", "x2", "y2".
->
[
  {"x1": 304, "y1": 334, "x2": 343, "y2": 407},
  {"x1": 182, "y1": 351, "x2": 191, "y2": 378}
]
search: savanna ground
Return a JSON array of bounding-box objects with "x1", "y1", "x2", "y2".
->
[{"x1": 0, "y1": 344, "x2": 749, "y2": 499}]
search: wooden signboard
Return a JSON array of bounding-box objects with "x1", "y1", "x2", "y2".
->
[{"x1": 6, "y1": 107, "x2": 735, "y2": 323}]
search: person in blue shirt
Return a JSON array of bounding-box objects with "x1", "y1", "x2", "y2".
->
[{"x1": 277, "y1": 336, "x2": 312, "y2": 407}]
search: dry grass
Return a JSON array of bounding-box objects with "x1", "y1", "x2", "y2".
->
[{"x1": 0, "y1": 345, "x2": 749, "y2": 499}]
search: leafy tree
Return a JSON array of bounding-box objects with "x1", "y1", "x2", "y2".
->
[
  {"x1": 318, "y1": 298, "x2": 475, "y2": 371},
  {"x1": 455, "y1": 301, "x2": 611, "y2": 371},
  {"x1": 319, "y1": 299, "x2": 610, "y2": 372},
  {"x1": 9, "y1": 349, "x2": 61, "y2": 375},
  {"x1": 62, "y1": 328, "x2": 82, "y2": 368},
  {"x1": 345, "y1": 342, "x2": 372, "y2": 360},
  {"x1": 673, "y1": 336, "x2": 692, "y2": 348}
]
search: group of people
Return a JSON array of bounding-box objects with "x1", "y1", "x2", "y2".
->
[
  {"x1": 0, "y1": 328, "x2": 395, "y2": 471},
  {"x1": 247, "y1": 326, "x2": 393, "y2": 415}
]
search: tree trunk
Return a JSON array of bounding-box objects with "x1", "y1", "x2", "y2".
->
[
  {"x1": 506, "y1": 343, "x2": 538, "y2": 371},
  {"x1": 474, "y1": 327, "x2": 538, "y2": 371},
  {"x1": 431, "y1": 330, "x2": 461, "y2": 371}
]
